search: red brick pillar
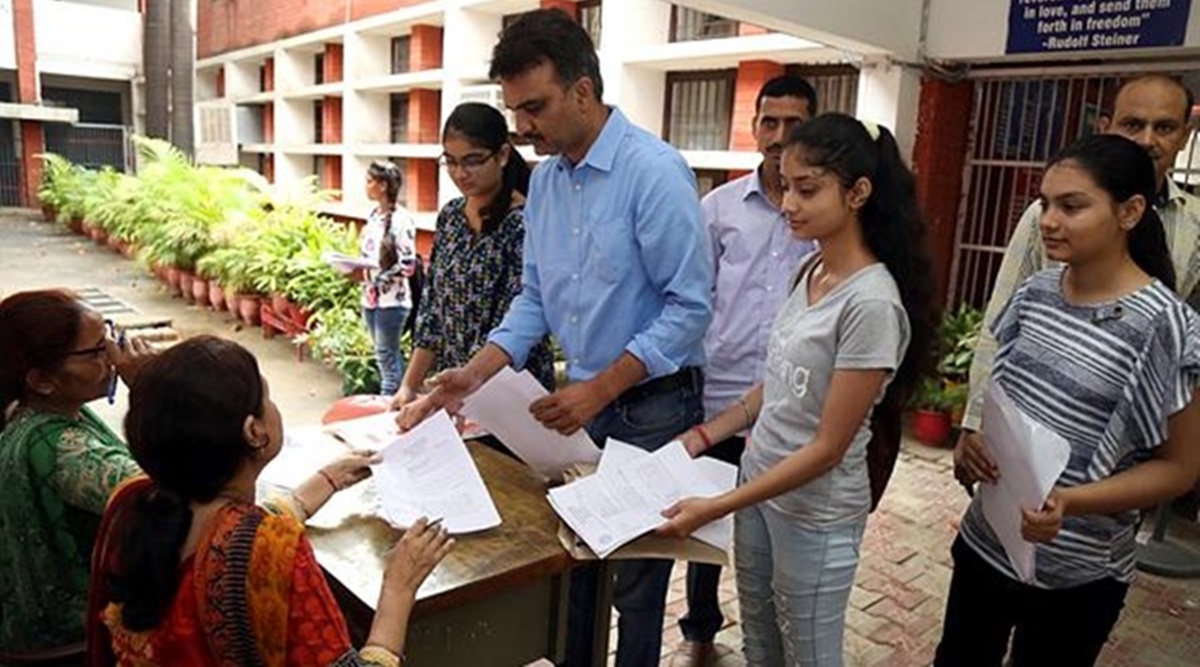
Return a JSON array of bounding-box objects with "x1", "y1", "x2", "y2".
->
[
  {"x1": 730, "y1": 60, "x2": 785, "y2": 151},
  {"x1": 407, "y1": 89, "x2": 442, "y2": 144},
  {"x1": 263, "y1": 57, "x2": 275, "y2": 92},
  {"x1": 13, "y1": 0, "x2": 43, "y2": 207},
  {"x1": 540, "y1": 0, "x2": 578, "y2": 19},
  {"x1": 263, "y1": 102, "x2": 274, "y2": 143},
  {"x1": 322, "y1": 96, "x2": 343, "y2": 144},
  {"x1": 263, "y1": 154, "x2": 275, "y2": 182},
  {"x1": 322, "y1": 156, "x2": 342, "y2": 196},
  {"x1": 406, "y1": 159, "x2": 438, "y2": 212},
  {"x1": 912, "y1": 76, "x2": 974, "y2": 304},
  {"x1": 216, "y1": 68, "x2": 226, "y2": 97},
  {"x1": 324, "y1": 43, "x2": 344, "y2": 84},
  {"x1": 410, "y1": 25, "x2": 443, "y2": 71}
]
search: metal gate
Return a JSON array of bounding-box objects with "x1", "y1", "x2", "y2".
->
[
  {"x1": 949, "y1": 70, "x2": 1200, "y2": 308},
  {"x1": 0, "y1": 120, "x2": 21, "y2": 206},
  {"x1": 44, "y1": 122, "x2": 130, "y2": 172}
]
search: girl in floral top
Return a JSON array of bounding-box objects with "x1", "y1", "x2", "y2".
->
[
  {"x1": 393, "y1": 103, "x2": 555, "y2": 412},
  {"x1": 360, "y1": 161, "x2": 419, "y2": 395},
  {"x1": 0, "y1": 289, "x2": 150, "y2": 655}
]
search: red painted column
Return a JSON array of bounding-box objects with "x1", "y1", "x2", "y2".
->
[
  {"x1": 539, "y1": 0, "x2": 578, "y2": 19},
  {"x1": 324, "y1": 43, "x2": 344, "y2": 83},
  {"x1": 407, "y1": 88, "x2": 441, "y2": 144},
  {"x1": 730, "y1": 60, "x2": 784, "y2": 151},
  {"x1": 409, "y1": 24, "x2": 443, "y2": 71},
  {"x1": 13, "y1": 0, "x2": 43, "y2": 207},
  {"x1": 912, "y1": 76, "x2": 974, "y2": 304}
]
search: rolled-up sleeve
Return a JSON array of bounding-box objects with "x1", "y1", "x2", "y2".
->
[{"x1": 624, "y1": 159, "x2": 713, "y2": 378}]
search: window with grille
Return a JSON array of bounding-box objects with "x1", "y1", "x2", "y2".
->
[
  {"x1": 259, "y1": 64, "x2": 268, "y2": 92},
  {"x1": 785, "y1": 64, "x2": 859, "y2": 115},
  {"x1": 670, "y1": 6, "x2": 738, "y2": 42},
  {"x1": 664, "y1": 70, "x2": 736, "y2": 151},
  {"x1": 390, "y1": 94, "x2": 410, "y2": 143},
  {"x1": 579, "y1": 1, "x2": 602, "y2": 48},
  {"x1": 314, "y1": 53, "x2": 325, "y2": 85},
  {"x1": 391, "y1": 36, "x2": 411, "y2": 74},
  {"x1": 313, "y1": 100, "x2": 324, "y2": 143}
]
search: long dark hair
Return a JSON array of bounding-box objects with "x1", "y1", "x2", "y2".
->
[
  {"x1": 367, "y1": 160, "x2": 403, "y2": 271},
  {"x1": 0, "y1": 289, "x2": 87, "y2": 427},
  {"x1": 109, "y1": 336, "x2": 265, "y2": 630},
  {"x1": 444, "y1": 102, "x2": 531, "y2": 234},
  {"x1": 1048, "y1": 134, "x2": 1175, "y2": 290},
  {"x1": 785, "y1": 113, "x2": 938, "y2": 400}
]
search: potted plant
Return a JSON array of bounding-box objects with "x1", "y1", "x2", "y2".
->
[{"x1": 909, "y1": 377, "x2": 956, "y2": 447}]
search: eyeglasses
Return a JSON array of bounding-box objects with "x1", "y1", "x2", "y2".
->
[
  {"x1": 438, "y1": 152, "x2": 496, "y2": 173},
  {"x1": 64, "y1": 319, "x2": 118, "y2": 359}
]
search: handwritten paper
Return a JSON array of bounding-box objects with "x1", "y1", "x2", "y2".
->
[
  {"x1": 978, "y1": 379, "x2": 1071, "y2": 584},
  {"x1": 547, "y1": 440, "x2": 734, "y2": 558},
  {"x1": 370, "y1": 410, "x2": 501, "y2": 534},
  {"x1": 461, "y1": 366, "x2": 601, "y2": 480}
]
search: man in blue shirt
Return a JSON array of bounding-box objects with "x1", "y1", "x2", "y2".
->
[{"x1": 397, "y1": 9, "x2": 712, "y2": 667}]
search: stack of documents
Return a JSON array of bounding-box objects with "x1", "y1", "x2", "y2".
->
[
  {"x1": 259, "y1": 411, "x2": 501, "y2": 535},
  {"x1": 547, "y1": 440, "x2": 737, "y2": 558},
  {"x1": 320, "y1": 251, "x2": 378, "y2": 274},
  {"x1": 979, "y1": 379, "x2": 1071, "y2": 584},
  {"x1": 461, "y1": 367, "x2": 602, "y2": 480}
]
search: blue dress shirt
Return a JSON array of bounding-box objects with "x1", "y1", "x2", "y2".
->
[{"x1": 489, "y1": 108, "x2": 713, "y2": 383}]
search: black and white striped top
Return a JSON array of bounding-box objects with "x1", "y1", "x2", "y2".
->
[{"x1": 960, "y1": 267, "x2": 1200, "y2": 588}]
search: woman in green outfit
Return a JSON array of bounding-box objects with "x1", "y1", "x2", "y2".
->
[{"x1": 0, "y1": 289, "x2": 151, "y2": 655}]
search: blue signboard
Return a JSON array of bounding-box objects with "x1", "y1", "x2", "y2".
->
[{"x1": 1007, "y1": 0, "x2": 1192, "y2": 54}]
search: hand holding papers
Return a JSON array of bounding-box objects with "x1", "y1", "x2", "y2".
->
[
  {"x1": 547, "y1": 440, "x2": 736, "y2": 559},
  {"x1": 370, "y1": 410, "x2": 501, "y2": 534},
  {"x1": 461, "y1": 367, "x2": 601, "y2": 480},
  {"x1": 321, "y1": 251, "x2": 378, "y2": 275},
  {"x1": 978, "y1": 380, "x2": 1071, "y2": 584}
]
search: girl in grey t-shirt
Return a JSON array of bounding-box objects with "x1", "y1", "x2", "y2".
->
[{"x1": 660, "y1": 113, "x2": 937, "y2": 666}]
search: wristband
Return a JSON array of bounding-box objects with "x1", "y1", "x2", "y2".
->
[
  {"x1": 739, "y1": 397, "x2": 754, "y2": 430},
  {"x1": 693, "y1": 425, "x2": 714, "y2": 451},
  {"x1": 319, "y1": 469, "x2": 339, "y2": 492}
]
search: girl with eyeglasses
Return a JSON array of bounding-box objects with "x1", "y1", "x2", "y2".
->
[
  {"x1": 393, "y1": 102, "x2": 555, "y2": 418},
  {"x1": 0, "y1": 289, "x2": 152, "y2": 656}
]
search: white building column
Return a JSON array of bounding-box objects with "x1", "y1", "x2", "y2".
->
[
  {"x1": 596, "y1": 0, "x2": 670, "y2": 135},
  {"x1": 855, "y1": 59, "x2": 921, "y2": 162}
]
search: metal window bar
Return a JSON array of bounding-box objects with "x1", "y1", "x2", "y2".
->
[
  {"x1": 0, "y1": 119, "x2": 21, "y2": 205},
  {"x1": 391, "y1": 36, "x2": 411, "y2": 75},
  {"x1": 579, "y1": 1, "x2": 602, "y2": 48},
  {"x1": 390, "y1": 93, "x2": 410, "y2": 143},
  {"x1": 43, "y1": 122, "x2": 130, "y2": 173},
  {"x1": 665, "y1": 72, "x2": 734, "y2": 151},
  {"x1": 671, "y1": 6, "x2": 738, "y2": 42},
  {"x1": 947, "y1": 73, "x2": 1198, "y2": 308},
  {"x1": 313, "y1": 100, "x2": 324, "y2": 144}
]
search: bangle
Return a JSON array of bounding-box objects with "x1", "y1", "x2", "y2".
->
[
  {"x1": 318, "y1": 469, "x2": 339, "y2": 492},
  {"x1": 738, "y1": 397, "x2": 754, "y2": 430},
  {"x1": 693, "y1": 425, "x2": 714, "y2": 451}
]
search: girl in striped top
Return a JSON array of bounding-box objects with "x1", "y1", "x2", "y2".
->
[{"x1": 935, "y1": 134, "x2": 1200, "y2": 666}]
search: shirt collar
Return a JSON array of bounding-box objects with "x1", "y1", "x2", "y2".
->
[
  {"x1": 570, "y1": 107, "x2": 627, "y2": 174},
  {"x1": 1162, "y1": 178, "x2": 1187, "y2": 207}
]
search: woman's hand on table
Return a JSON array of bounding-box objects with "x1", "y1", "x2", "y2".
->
[
  {"x1": 384, "y1": 516, "x2": 455, "y2": 597},
  {"x1": 321, "y1": 451, "x2": 381, "y2": 491},
  {"x1": 390, "y1": 385, "x2": 420, "y2": 411}
]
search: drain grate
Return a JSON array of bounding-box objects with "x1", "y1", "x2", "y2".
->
[{"x1": 76, "y1": 286, "x2": 178, "y2": 347}]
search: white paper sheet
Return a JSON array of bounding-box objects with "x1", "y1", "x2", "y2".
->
[
  {"x1": 320, "y1": 251, "x2": 378, "y2": 274},
  {"x1": 978, "y1": 379, "x2": 1072, "y2": 584},
  {"x1": 256, "y1": 427, "x2": 385, "y2": 529},
  {"x1": 461, "y1": 366, "x2": 601, "y2": 480},
  {"x1": 547, "y1": 440, "x2": 735, "y2": 558},
  {"x1": 324, "y1": 411, "x2": 403, "y2": 452},
  {"x1": 370, "y1": 410, "x2": 501, "y2": 534}
]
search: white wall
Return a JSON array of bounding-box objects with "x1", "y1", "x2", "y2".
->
[
  {"x1": 34, "y1": 0, "x2": 140, "y2": 80},
  {"x1": 674, "y1": 0, "x2": 922, "y2": 59},
  {"x1": 0, "y1": 0, "x2": 15, "y2": 72}
]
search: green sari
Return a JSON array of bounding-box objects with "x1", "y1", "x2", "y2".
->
[{"x1": 0, "y1": 405, "x2": 140, "y2": 655}]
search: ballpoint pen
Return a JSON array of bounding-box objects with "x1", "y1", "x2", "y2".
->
[{"x1": 107, "y1": 322, "x2": 125, "y2": 405}]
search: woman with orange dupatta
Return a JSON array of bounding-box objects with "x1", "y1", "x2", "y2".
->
[{"x1": 86, "y1": 336, "x2": 453, "y2": 666}]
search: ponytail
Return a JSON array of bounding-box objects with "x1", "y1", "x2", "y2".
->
[
  {"x1": 107, "y1": 486, "x2": 193, "y2": 630},
  {"x1": 480, "y1": 146, "x2": 531, "y2": 234},
  {"x1": 368, "y1": 161, "x2": 404, "y2": 271}
]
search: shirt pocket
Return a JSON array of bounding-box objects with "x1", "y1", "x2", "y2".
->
[{"x1": 585, "y1": 212, "x2": 637, "y2": 285}]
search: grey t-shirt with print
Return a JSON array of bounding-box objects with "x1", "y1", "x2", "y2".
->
[{"x1": 742, "y1": 258, "x2": 910, "y2": 527}]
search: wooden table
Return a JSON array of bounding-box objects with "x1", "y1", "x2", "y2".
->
[{"x1": 309, "y1": 441, "x2": 577, "y2": 666}]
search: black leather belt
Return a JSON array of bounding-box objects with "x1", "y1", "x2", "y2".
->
[{"x1": 615, "y1": 366, "x2": 703, "y2": 406}]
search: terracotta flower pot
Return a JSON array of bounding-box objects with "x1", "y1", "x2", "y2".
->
[
  {"x1": 69, "y1": 217, "x2": 84, "y2": 234},
  {"x1": 270, "y1": 292, "x2": 292, "y2": 319},
  {"x1": 192, "y1": 276, "x2": 209, "y2": 305},
  {"x1": 911, "y1": 409, "x2": 952, "y2": 448},
  {"x1": 41, "y1": 205, "x2": 55, "y2": 222},
  {"x1": 122, "y1": 243, "x2": 138, "y2": 260},
  {"x1": 238, "y1": 294, "x2": 262, "y2": 327},
  {"x1": 209, "y1": 280, "x2": 227, "y2": 311},
  {"x1": 166, "y1": 267, "x2": 184, "y2": 297},
  {"x1": 225, "y1": 286, "x2": 242, "y2": 315},
  {"x1": 179, "y1": 271, "x2": 196, "y2": 303}
]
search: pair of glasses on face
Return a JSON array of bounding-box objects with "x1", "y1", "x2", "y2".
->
[
  {"x1": 438, "y1": 152, "x2": 496, "y2": 173},
  {"x1": 65, "y1": 319, "x2": 121, "y2": 359}
]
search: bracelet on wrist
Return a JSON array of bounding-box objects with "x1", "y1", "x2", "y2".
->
[
  {"x1": 693, "y1": 425, "x2": 714, "y2": 450},
  {"x1": 318, "y1": 468, "x2": 339, "y2": 492},
  {"x1": 738, "y1": 397, "x2": 754, "y2": 430}
]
